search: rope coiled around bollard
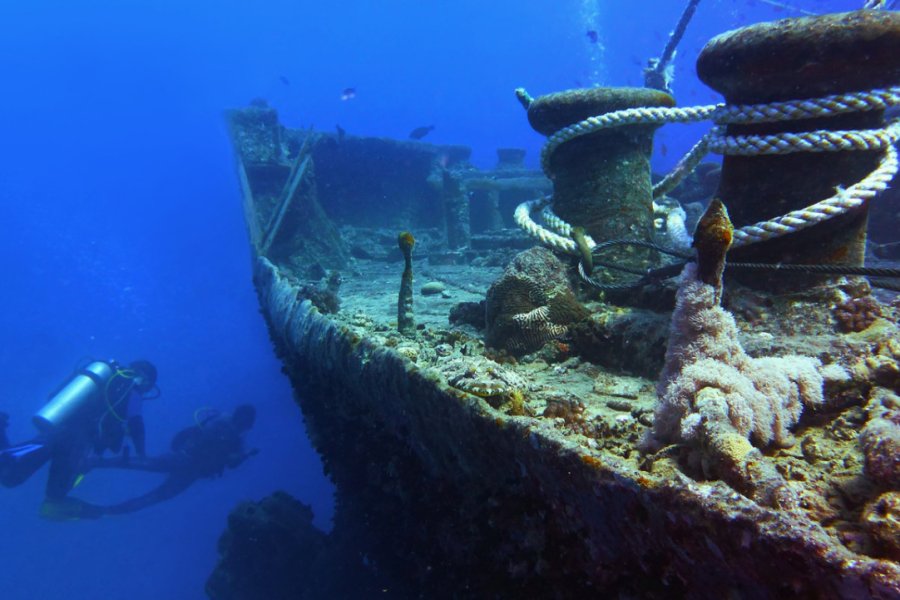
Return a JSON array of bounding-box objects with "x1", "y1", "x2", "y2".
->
[{"x1": 520, "y1": 87, "x2": 900, "y2": 255}]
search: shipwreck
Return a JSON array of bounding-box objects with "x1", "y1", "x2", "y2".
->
[{"x1": 210, "y1": 9, "x2": 900, "y2": 600}]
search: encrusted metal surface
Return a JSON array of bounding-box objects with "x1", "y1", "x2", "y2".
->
[{"x1": 253, "y1": 256, "x2": 900, "y2": 598}]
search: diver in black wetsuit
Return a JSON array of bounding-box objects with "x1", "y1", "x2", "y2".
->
[
  {"x1": 0, "y1": 359, "x2": 159, "y2": 520},
  {"x1": 87, "y1": 404, "x2": 257, "y2": 516}
]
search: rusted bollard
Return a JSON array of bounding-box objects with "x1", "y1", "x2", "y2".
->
[
  {"x1": 527, "y1": 87, "x2": 674, "y2": 283},
  {"x1": 696, "y1": 10, "x2": 900, "y2": 287}
]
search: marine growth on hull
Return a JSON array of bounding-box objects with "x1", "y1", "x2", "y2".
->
[{"x1": 228, "y1": 9, "x2": 900, "y2": 597}]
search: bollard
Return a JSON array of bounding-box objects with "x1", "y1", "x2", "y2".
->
[
  {"x1": 696, "y1": 10, "x2": 900, "y2": 288},
  {"x1": 527, "y1": 87, "x2": 674, "y2": 283}
]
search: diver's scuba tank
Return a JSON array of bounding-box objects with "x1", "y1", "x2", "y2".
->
[{"x1": 32, "y1": 360, "x2": 116, "y2": 434}]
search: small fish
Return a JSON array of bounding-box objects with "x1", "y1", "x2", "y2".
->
[
  {"x1": 586, "y1": 30, "x2": 599, "y2": 44},
  {"x1": 335, "y1": 124, "x2": 346, "y2": 140},
  {"x1": 340, "y1": 87, "x2": 356, "y2": 101},
  {"x1": 409, "y1": 125, "x2": 435, "y2": 140},
  {"x1": 279, "y1": 75, "x2": 290, "y2": 86}
]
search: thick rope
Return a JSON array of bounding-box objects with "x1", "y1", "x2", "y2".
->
[
  {"x1": 539, "y1": 205, "x2": 597, "y2": 247},
  {"x1": 716, "y1": 88, "x2": 900, "y2": 124},
  {"x1": 652, "y1": 132, "x2": 714, "y2": 198},
  {"x1": 732, "y1": 142, "x2": 898, "y2": 247},
  {"x1": 541, "y1": 104, "x2": 717, "y2": 175},
  {"x1": 514, "y1": 198, "x2": 578, "y2": 254},
  {"x1": 521, "y1": 87, "x2": 900, "y2": 255},
  {"x1": 707, "y1": 122, "x2": 900, "y2": 157},
  {"x1": 542, "y1": 87, "x2": 900, "y2": 175}
]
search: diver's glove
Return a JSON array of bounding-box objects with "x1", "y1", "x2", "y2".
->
[{"x1": 39, "y1": 497, "x2": 106, "y2": 521}]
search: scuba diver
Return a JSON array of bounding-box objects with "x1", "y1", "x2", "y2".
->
[
  {"x1": 0, "y1": 358, "x2": 159, "y2": 520},
  {"x1": 85, "y1": 404, "x2": 258, "y2": 516}
]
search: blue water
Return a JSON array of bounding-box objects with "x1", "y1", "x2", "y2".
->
[{"x1": 0, "y1": 0, "x2": 867, "y2": 598}]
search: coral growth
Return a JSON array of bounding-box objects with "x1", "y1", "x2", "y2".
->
[
  {"x1": 449, "y1": 300, "x2": 486, "y2": 331},
  {"x1": 652, "y1": 262, "x2": 824, "y2": 451},
  {"x1": 834, "y1": 296, "x2": 882, "y2": 333},
  {"x1": 542, "y1": 395, "x2": 599, "y2": 438},
  {"x1": 692, "y1": 199, "x2": 733, "y2": 293},
  {"x1": 296, "y1": 270, "x2": 343, "y2": 314},
  {"x1": 861, "y1": 491, "x2": 900, "y2": 560},
  {"x1": 485, "y1": 248, "x2": 588, "y2": 356},
  {"x1": 207, "y1": 491, "x2": 385, "y2": 599},
  {"x1": 859, "y1": 388, "x2": 900, "y2": 489},
  {"x1": 646, "y1": 202, "x2": 825, "y2": 508},
  {"x1": 860, "y1": 336, "x2": 900, "y2": 392},
  {"x1": 543, "y1": 396, "x2": 586, "y2": 423},
  {"x1": 398, "y1": 231, "x2": 416, "y2": 336},
  {"x1": 206, "y1": 492, "x2": 327, "y2": 599}
]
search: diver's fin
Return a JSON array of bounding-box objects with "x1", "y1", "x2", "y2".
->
[
  {"x1": 39, "y1": 498, "x2": 104, "y2": 521},
  {"x1": 2, "y1": 443, "x2": 46, "y2": 459},
  {"x1": 0, "y1": 442, "x2": 51, "y2": 488},
  {"x1": 40, "y1": 499, "x2": 82, "y2": 521}
]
